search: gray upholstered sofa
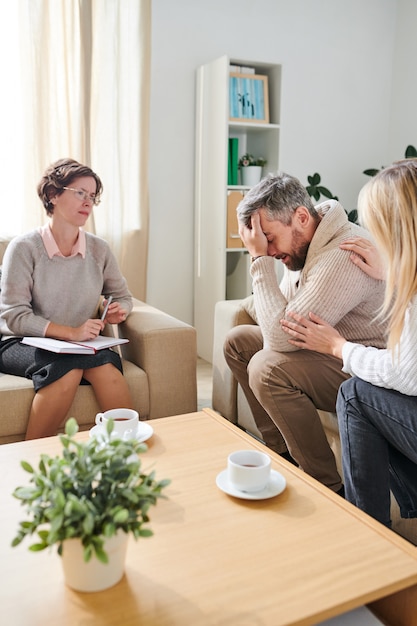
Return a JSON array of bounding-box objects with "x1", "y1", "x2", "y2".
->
[
  {"x1": 0, "y1": 237, "x2": 197, "y2": 443},
  {"x1": 212, "y1": 297, "x2": 417, "y2": 545}
]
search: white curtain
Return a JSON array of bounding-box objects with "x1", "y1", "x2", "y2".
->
[{"x1": 1, "y1": 0, "x2": 151, "y2": 300}]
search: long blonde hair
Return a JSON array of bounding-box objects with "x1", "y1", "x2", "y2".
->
[{"x1": 358, "y1": 158, "x2": 417, "y2": 350}]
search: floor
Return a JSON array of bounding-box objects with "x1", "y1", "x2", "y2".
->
[{"x1": 197, "y1": 357, "x2": 213, "y2": 411}]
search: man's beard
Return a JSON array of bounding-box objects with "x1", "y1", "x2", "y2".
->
[{"x1": 280, "y1": 229, "x2": 310, "y2": 271}]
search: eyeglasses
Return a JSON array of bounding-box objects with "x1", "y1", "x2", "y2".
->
[{"x1": 63, "y1": 187, "x2": 101, "y2": 206}]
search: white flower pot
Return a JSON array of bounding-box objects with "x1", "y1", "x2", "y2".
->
[
  {"x1": 241, "y1": 166, "x2": 263, "y2": 187},
  {"x1": 61, "y1": 532, "x2": 129, "y2": 592}
]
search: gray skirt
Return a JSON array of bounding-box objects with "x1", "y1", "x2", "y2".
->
[{"x1": 0, "y1": 337, "x2": 123, "y2": 392}]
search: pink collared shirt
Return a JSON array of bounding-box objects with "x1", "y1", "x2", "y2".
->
[{"x1": 38, "y1": 224, "x2": 86, "y2": 259}]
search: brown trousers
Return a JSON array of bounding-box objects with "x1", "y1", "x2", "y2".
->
[{"x1": 224, "y1": 325, "x2": 350, "y2": 491}]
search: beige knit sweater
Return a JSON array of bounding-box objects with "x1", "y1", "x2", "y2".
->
[{"x1": 250, "y1": 200, "x2": 387, "y2": 352}]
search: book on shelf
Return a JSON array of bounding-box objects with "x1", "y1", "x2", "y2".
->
[
  {"x1": 228, "y1": 140, "x2": 233, "y2": 184},
  {"x1": 229, "y1": 74, "x2": 238, "y2": 119},
  {"x1": 229, "y1": 64, "x2": 255, "y2": 74},
  {"x1": 21, "y1": 335, "x2": 129, "y2": 355},
  {"x1": 228, "y1": 138, "x2": 239, "y2": 185}
]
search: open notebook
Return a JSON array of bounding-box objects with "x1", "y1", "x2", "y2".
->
[{"x1": 21, "y1": 336, "x2": 128, "y2": 355}]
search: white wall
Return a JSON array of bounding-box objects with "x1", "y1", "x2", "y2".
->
[
  {"x1": 389, "y1": 0, "x2": 417, "y2": 157},
  {"x1": 148, "y1": 0, "x2": 400, "y2": 329}
]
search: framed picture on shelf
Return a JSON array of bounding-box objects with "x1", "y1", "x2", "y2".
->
[{"x1": 229, "y1": 73, "x2": 269, "y2": 123}]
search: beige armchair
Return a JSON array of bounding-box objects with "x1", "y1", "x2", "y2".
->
[
  {"x1": 212, "y1": 297, "x2": 417, "y2": 545},
  {"x1": 0, "y1": 238, "x2": 197, "y2": 443}
]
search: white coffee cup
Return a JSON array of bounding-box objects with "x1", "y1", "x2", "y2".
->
[
  {"x1": 227, "y1": 449, "x2": 271, "y2": 493},
  {"x1": 95, "y1": 408, "x2": 139, "y2": 439}
]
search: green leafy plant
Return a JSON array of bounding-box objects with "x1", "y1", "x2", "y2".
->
[
  {"x1": 304, "y1": 172, "x2": 358, "y2": 222},
  {"x1": 363, "y1": 144, "x2": 417, "y2": 177},
  {"x1": 304, "y1": 144, "x2": 417, "y2": 222},
  {"x1": 305, "y1": 172, "x2": 338, "y2": 202},
  {"x1": 11, "y1": 418, "x2": 170, "y2": 564},
  {"x1": 238, "y1": 153, "x2": 267, "y2": 167}
]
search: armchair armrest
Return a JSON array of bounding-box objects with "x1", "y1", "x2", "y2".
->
[
  {"x1": 118, "y1": 298, "x2": 197, "y2": 419},
  {"x1": 212, "y1": 299, "x2": 257, "y2": 423}
]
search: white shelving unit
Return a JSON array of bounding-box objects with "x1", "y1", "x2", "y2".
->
[{"x1": 194, "y1": 55, "x2": 282, "y2": 362}]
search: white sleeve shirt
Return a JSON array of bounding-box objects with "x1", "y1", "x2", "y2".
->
[{"x1": 342, "y1": 297, "x2": 417, "y2": 396}]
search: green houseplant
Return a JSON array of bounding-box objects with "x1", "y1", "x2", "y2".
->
[
  {"x1": 305, "y1": 172, "x2": 358, "y2": 223},
  {"x1": 11, "y1": 418, "x2": 170, "y2": 591},
  {"x1": 305, "y1": 145, "x2": 417, "y2": 223},
  {"x1": 238, "y1": 153, "x2": 267, "y2": 168},
  {"x1": 363, "y1": 144, "x2": 417, "y2": 177},
  {"x1": 239, "y1": 153, "x2": 267, "y2": 187},
  {"x1": 305, "y1": 172, "x2": 338, "y2": 203}
]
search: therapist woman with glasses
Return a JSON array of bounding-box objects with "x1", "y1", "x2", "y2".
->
[{"x1": 0, "y1": 158, "x2": 134, "y2": 439}]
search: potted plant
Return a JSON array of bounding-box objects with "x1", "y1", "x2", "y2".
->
[
  {"x1": 239, "y1": 153, "x2": 267, "y2": 187},
  {"x1": 305, "y1": 144, "x2": 417, "y2": 224},
  {"x1": 363, "y1": 144, "x2": 417, "y2": 176},
  {"x1": 306, "y1": 172, "x2": 360, "y2": 223},
  {"x1": 11, "y1": 418, "x2": 170, "y2": 592}
]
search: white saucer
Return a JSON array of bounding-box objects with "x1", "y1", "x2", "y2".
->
[
  {"x1": 216, "y1": 469, "x2": 286, "y2": 500},
  {"x1": 89, "y1": 422, "x2": 154, "y2": 443}
]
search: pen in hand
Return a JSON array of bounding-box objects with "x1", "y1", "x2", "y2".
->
[{"x1": 100, "y1": 295, "x2": 113, "y2": 322}]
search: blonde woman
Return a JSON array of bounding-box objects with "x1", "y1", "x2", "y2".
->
[{"x1": 280, "y1": 159, "x2": 417, "y2": 529}]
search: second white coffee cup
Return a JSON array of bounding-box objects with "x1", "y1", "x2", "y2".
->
[
  {"x1": 95, "y1": 408, "x2": 139, "y2": 439},
  {"x1": 227, "y1": 449, "x2": 271, "y2": 493}
]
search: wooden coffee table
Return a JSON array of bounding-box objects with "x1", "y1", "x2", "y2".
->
[{"x1": 1, "y1": 408, "x2": 417, "y2": 625}]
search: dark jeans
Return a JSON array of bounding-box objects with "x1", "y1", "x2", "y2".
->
[{"x1": 337, "y1": 377, "x2": 417, "y2": 527}]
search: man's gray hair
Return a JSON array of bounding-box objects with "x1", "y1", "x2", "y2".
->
[{"x1": 237, "y1": 172, "x2": 318, "y2": 227}]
